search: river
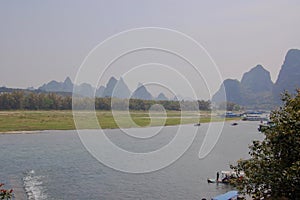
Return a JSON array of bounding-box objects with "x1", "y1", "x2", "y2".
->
[{"x1": 0, "y1": 121, "x2": 263, "y2": 199}]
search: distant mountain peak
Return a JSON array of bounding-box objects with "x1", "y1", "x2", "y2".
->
[
  {"x1": 284, "y1": 49, "x2": 300, "y2": 67},
  {"x1": 132, "y1": 84, "x2": 153, "y2": 100},
  {"x1": 213, "y1": 48, "x2": 300, "y2": 109},
  {"x1": 118, "y1": 77, "x2": 126, "y2": 85},
  {"x1": 38, "y1": 76, "x2": 75, "y2": 94},
  {"x1": 137, "y1": 82, "x2": 143, "y2": 88},
  {"x1": 273, "y1": 49, "x2": 300, "y2": 103},
  {"x1": 242, "y1": 64, "x2": 268, "y2": 76},
  {"x1": 64, "y1": 77, "x2": 72, "y2": 84},
  {"x1": 156, "y1": 93, "x2": 168, "y2": 101},
  {"x1": 215, "y1": 79, "x2": 242, "y2": 104},
  {"x1": 241, "y1": 64, "x2": 273, "y2": 93},
  {"x1": 254, "y1": 64, "x2": 263, "y2": 69},
  {"x1": 213, "y1": 66, "x2": 273, "y2": 108},
  {"x1": 101, "y1": 76, "x2": 131, "y2": 98},
  {"x1": 108, "y1": 76, "x2": 117, "y2": 83},
  {"x1": 96, "y1": 86, "x2": 105, "y2": 97},
  {"x1": 113, "y1": 78, "x2": 131, "y2": 99},
  {"x1": 102, "y1": 77, "x2": 118, "y2": 97}
]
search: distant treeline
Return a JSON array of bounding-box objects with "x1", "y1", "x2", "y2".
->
[{"x1": 0, "y1": 91, "x2": 211, "y2": 111}]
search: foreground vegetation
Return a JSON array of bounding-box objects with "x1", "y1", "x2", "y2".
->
[
  {"x1": 0, "y1": 110, "x2": 230, "y2": 133},
  {"x1": 0, "y1": 183, "x2": 13, "y2": 200},
  {"x1": 231, "y1": 90, "x2": 300, "y2": 199}
]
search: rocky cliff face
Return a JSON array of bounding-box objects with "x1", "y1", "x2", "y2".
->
[
  {"x1": 212, "y1": 79, "x2": 242, "y2": 104},
  {"x1": 213, "y1": 49, "x2": 300, "y2": 108},
  {"x1": 273, "y1": 49, "x2": 300, "y2": 102},
  {"x1": 241, "y1": 65, "x2": 273, "y2": 93},
  {"x1": 212, "y1": 65, "x2": 274, "y2": 108}
]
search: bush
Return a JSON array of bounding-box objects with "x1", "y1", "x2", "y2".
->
[
  {"x1": 0, "y1": 183, "x2": 13, "y2": 200},
  {"x1": 231, "y1": 90, "x2": 300, "y2": 199}
]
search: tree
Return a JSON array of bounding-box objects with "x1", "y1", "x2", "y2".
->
[
  {"x1": 0, "y1": 183, "x2": 13, "y2": 200},
  {"x1": 24, "y1": 93, "x2": 39, "y2": 110},
  {"x1": 197, "y1": 100, "x2": 211, "y2": 111},
  {"x1": 231, "y1": 90, "x2": 300, "y2": 199},
  {"x1": 10, "y1": 91, "x2": 24, "y2": 109},
  {"x1": 217, "y1": 101, "x2": 240, "y2": 111}
]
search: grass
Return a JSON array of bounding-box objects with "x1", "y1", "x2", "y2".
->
[
  {"x1": 0, "y1": 110, "x2": 236, "y2": 133},
  {"x1": 0, "y1": 110, "x2": 75, "y2": 132}
]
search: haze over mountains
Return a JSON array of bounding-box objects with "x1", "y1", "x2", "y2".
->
[
  {"x1": 2, "y1": 48, "x2": 298, "y2": 109},
  {"x1": 212, "y1": 49, "x2": 300, "y2": 108},
  {"x1": 32, "y1": 49, "x2": 300, "y2": 108},
  {"x1": 39, "y1": 76, "x2": 161, "y2": 100}
]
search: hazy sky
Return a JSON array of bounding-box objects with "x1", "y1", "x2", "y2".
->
[{"x1": 1, "y1": 1, "x2": 300, "y2": 96}]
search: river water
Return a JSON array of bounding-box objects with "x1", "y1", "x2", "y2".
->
[{"x1": 0, "y1": 121, "x2": 263, "y2": 200}]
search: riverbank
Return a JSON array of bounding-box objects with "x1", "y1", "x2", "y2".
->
[{"x1": 0, "y1": 110, "x2": 238, "y2": 133}]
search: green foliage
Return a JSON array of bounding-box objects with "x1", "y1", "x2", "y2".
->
[
  {"x1": 0, "y1": 92, "x2": 211, "y2": 111},
  {"x1": 0, "y1": 183, "x2": 13, "y2": 200},
  {"x1": 218, "y1": 101, "x2": 240, "y2": 111},
  {"x1": 231, "y1": 90, "x2": 300, "y2": 199},
  {"x1": 197, "y1": 100, "x2": 211, "y2": 111}
]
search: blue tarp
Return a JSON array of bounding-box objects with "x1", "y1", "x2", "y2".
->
[{"x1": 212, "y1": 190, "x2": 238, "y2": 200}]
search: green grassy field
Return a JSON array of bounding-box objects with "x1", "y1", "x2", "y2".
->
[{"x1": 0, "y1": 110, "x2": 234, "y2": 133}]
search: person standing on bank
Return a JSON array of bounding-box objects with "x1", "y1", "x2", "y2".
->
[{"x1": 216, "y1": 172, "x2": 219, "y2": 182}]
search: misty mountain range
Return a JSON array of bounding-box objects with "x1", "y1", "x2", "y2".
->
[
  {"x1": 1, "y1": 49, "x2": 299, "y2": 108},
  {"x1": 38, "y1": 48, "x2": 300, "y2": 108},
  {"x1": 38, "y1": 76, "x2": 169, "y2": 101},
  {"x1": 212, "y1": 49, "x2": 300, "y2": 109}
]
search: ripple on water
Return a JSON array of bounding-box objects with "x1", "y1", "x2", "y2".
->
[{"x1": 23, "y1": 170, "x2": 48, "y2": 200}]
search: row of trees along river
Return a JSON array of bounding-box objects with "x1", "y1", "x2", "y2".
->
[{"x1": 0, "y1": 91, "x2": 211, "y2": 111}]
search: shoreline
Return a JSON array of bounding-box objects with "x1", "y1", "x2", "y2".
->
[
  {"x1": 0, "y1": 130, "x2": 48, "y2": 134},
  {"x1": 0, "y1": 119, "x2": 242, "y2": 135}
]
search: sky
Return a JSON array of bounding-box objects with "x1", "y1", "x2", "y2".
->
[{"x1": 1, "y1": 0, "x2": 300, "y2": 98}]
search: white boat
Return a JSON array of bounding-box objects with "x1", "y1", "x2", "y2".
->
[
  {"x1": 242, "y1": 112, "x2": 269, "y2": 121},
  {"x1": 207, "y1": 171, "x2": 244, "y2": 184}
]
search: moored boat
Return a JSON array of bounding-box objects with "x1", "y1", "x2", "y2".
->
[
  {"x1": 258, "y1": 121, "x2": 275, "y2": 132},
  {"x1": 207, "y1": 178, "x2": 219, "y2": 183},
  {"x1": 241, "y1": 111, "x2": 269, "y2": 121},
  {"x1": 207, "y1": 171, "x2": 244, "y2": 184},
  {"x1": 212, "y1": 190, "x2": 239, "y2": 200}
]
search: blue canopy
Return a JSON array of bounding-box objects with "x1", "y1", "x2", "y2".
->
[{"x1": 212, "y1": 190, "x2": 238, "y2": 200}]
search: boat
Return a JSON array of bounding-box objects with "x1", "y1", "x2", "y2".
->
[
  {"x1": 220, "y1": 112, "x2": 241, "y2": 118},
  {"x1": 194, "y1": 123, "x2": 201, "y2": 126},
  {"x1": 207, "y1": 178, "x2": 229, "y2": 184},
  {"x1": 207, "y1": 178, "x2": 219, "y2": 183},
  {"x1": 241, "y1": 111, "x2": 269, "y2": 121},
  {"x1": 231, "y1": 122, "x2": 238, "y2": 126},
  {"x1": 207, "y1": 171, "x2": 244, "y2": 184},
  {"x1": 212, "y1": 190, "x2": 239, "y2": 200},
  {"x1": 258, "y1": 121, "x2": 275, "y2": 132}
]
